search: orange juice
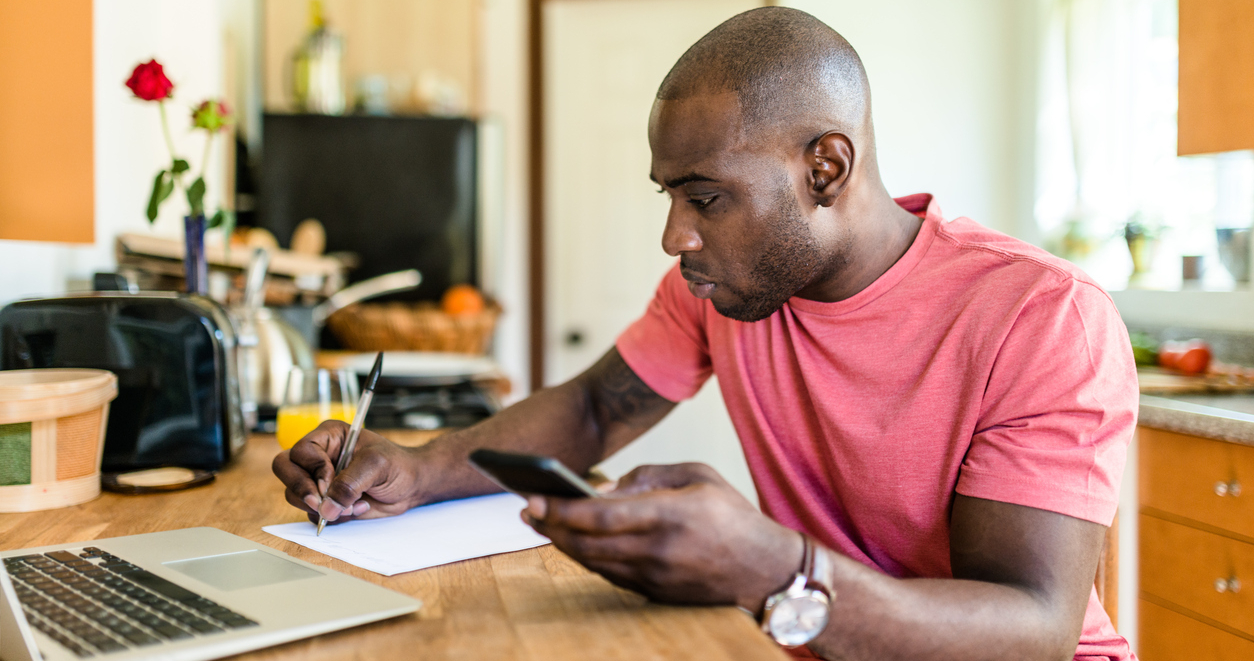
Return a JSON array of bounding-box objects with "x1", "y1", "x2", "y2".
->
[{"x1": 275, "y1": 403, "x2": 357, "y2": 450}]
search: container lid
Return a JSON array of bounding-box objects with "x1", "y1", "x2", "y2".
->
[{"x1": 0, "y1": 369, "x2": 117, "y2": 401}]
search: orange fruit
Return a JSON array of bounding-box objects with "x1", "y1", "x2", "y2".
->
[{"x1": 442, "y1": 284, "x2": 485, "y2": 316}]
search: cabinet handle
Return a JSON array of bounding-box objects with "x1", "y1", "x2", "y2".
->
[
  {"x1": 1214, "y1": 481, "x2": 1242, "y2": 497},
  {"x1": 1215, "y1": 577, "x2": 1242, "y2": 594}
]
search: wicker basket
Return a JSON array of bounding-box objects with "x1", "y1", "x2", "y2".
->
[
  {"x1": 326, "y1": 301, "x2": 501, "y2": 354},
  {"x1": 0, "y1": 369, "x2": 118, "y2": 512}
]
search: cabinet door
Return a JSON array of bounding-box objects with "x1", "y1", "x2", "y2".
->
[
  {"x1": 1139, "y1": 599, "x2": 1254, "y2": 661},
  {"x1": 1139, "y1": 428, "x2": 1254, "y2": 539},
  {"x1": 1179, "y1": 0, "x2": 1254, "y2": 155},
  {"x1": 1140, "y1": 515, "x2": 1254, "y2": 636}
]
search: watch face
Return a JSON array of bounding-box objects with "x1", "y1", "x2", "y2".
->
[{"x1": 766, "y1": 592, "x2": 830, "y2": 647}]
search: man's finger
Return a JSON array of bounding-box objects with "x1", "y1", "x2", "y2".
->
[
  {"x1": 612, "y1": 463, "x2": 721, "y2": 496},
  {"x1": 287, "y1": 441, "x2": 337, "y2": 493},
  {"x1": 283, "y1": 486, "x2": 320, "y2": 514},
  {"x1": 541, "y1": 495, "x2": 666, "y2": 535},
  {"x1": 272, "y1": 450, "x2": 323, "y2": 506},
  {"x1": 320, "y1": 450, "x2": 390, "y2": 522}
]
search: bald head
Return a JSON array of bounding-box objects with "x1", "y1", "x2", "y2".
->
[{"x1": 657, "y1": 7, "x2": 871, "y2": 148}]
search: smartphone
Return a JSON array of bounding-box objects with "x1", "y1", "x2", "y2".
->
[{"x1": 468, "y1": 449, "x2": 601, "y2": 499}]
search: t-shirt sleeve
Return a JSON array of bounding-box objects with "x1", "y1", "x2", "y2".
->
[
  {"x1": 615, "y1": 264, "x2": 713, "y2": 403},
  {"x1": 955, "y1": 279, "x2": 1138, "y2": 526}
]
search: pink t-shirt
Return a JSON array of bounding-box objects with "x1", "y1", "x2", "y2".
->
[{"x1": 616, "y1": 194, "x2": 1138, "y2": 660}]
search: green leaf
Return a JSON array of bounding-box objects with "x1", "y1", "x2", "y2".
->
[
  {"x1": 170, "y1": 159, "x2": 190, "y2": 174},
  {"x1": 186, "y1": 177, "x2": 206, "y2": 217},
  {"x1": 207, "y1": 209, "x2": 224, "y2": 229},
  {"x1": 157, "y1": 175, "x2": 174, "y2": 203},
  {"x1": 145, "y1": 170, "x2": 170, "y2": 223}
]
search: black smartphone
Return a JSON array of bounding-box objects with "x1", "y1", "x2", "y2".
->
[{"x1": 468, "y1": 449, "x2": 602, "y2": 499}]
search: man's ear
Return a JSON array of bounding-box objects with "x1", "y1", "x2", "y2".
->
[{"x1": 807, "y1": 132, "x2": 854, "y2": 207}]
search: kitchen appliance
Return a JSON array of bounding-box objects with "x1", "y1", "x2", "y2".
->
[
  {"x1": 234, "y1": 261, "x2": 420, "y2": 431},
  {"x1": 0, "y1": 294, "x2": 247, "y2": 473},
  {"x1": 330, "y1": 352, "x2": 502, "y2": 431}
]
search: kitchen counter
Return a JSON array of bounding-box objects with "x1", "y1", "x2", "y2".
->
[{"x1": 1138, "y1": 393, "x2": 1254, "y2": 446}]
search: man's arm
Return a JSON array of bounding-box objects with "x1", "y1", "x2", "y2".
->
[
  {"x1": 803, "y1": 494, "x2": 1104, "y2": 660},
  {"x1": 526, "y1": 470, "x2": 1105, "y2": 661},
  {"x1": 271, "y1": 347, "x2": 676, "y2": 524}
]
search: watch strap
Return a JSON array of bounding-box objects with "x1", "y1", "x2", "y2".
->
[{"x1": 804, "y1": 535, "x2": 833, "y2": 598}]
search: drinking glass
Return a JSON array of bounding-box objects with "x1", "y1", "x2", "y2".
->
[{"x1": 275, "y1": 368, "x2": 359, "y2": 450}]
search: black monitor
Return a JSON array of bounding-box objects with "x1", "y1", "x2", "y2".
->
[{"x1": 259, "y1": 113, "x2": 477, "y2": 302}]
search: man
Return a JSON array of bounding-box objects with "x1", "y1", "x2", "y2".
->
[{"x1": 273, "y1": 7, "x2": 1137, "y2": 660}]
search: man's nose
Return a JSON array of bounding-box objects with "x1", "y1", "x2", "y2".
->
[{"x1": 661, "y1": 204, "x2": 702, "y2": 257}]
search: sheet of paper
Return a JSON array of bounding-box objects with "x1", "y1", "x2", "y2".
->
[{"x1": 262, "y1": 493, "x2": 550, "y2": 576}]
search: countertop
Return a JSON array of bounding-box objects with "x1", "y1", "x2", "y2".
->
[{"x1": 1139, "y1": 393, "x2": 1254, "y2": 446}]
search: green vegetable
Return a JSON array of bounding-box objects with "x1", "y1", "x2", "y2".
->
[{"x1": 1129, "y1": 332, "x2": 1159, "y2": 367}]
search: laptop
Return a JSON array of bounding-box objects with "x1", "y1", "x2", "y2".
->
[{"x1": 0, "y1": 527, "x2": 420, "y2": 660}]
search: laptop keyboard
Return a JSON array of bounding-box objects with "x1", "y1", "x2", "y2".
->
[{"x1": 4, "y1": 547, "x2": 258, "y2": 657}]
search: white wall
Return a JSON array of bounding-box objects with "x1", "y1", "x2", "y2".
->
[
  {"x1": 0, "y1": 0, "x2": 227, "y2": 305},
  {"x1": 782, "y1": 0, "x2": 1044, "y2": 238}
]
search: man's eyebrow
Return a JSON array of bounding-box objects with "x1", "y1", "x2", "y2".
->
[{"x1": 648, "y1": 172, "x2": 719, "y2": 188}]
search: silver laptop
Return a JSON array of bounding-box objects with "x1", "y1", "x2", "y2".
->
[{"x1": 0, "y1": 527, "x2": 420, "y2": 660}]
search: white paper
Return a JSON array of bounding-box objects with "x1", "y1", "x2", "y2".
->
[{"x1": 262, "y1": 493, "x2": 550, "y2": 576}]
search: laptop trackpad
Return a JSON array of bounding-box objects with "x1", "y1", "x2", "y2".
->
[{"x1": 164, "y1": 550, "x2": 323, "y2": 591}]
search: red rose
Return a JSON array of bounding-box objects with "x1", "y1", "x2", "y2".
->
[{"x1": 126, "y1": 60, "x2": 174, "y2": 101}]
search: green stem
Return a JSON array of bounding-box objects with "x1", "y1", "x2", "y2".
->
[
  {"x1": 159, "y1": 101, "x2": 178, "y2": 162},
  {"x1": 159, "y1": 101, "x2": 186, "y2": 194},
  {"x1": 199, "y1": 131, "x2": 214, "y2": 184}
]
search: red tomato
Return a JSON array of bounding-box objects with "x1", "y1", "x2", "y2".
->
[{"x1": 1157, "y1": 339, "x2": 1212, "y2": 375}]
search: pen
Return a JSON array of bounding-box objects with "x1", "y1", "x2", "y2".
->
[{"x1": 317, "y1": 352, "x2": 384, "y2": 536}]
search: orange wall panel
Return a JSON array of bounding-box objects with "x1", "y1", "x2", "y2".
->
[{"x1": 0, "y1": 0, "x2": 94, "y2": 243}]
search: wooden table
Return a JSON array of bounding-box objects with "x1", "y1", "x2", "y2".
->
[{"x1": 0, "y1": 433, "x2": 788, "y2": 660}]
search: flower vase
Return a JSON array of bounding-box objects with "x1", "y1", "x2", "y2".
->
[{"x1": 183, "y1": 214, "x2": 208, "y2": 295}]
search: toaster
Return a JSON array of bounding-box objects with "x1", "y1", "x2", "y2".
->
[{"x1": 0, "y1": 293, "x2": 247, "y2": 472}]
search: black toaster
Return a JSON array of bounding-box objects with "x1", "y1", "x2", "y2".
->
[{"x1": 0, "y1": 293, "x2": 247, "y2": 472}]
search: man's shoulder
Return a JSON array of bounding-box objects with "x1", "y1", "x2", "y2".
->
[{"x1": 928, "y1": 216, "x2": 1107, "y2": 299}]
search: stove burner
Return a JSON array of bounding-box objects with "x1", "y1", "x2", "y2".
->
[{"x1": 365, "y1": 380, "x2": 500, "y2": 430}]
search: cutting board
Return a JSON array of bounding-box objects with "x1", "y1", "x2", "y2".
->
[{"x1": 1137, "y1": 366, "x2": 1254, "y2": 394}]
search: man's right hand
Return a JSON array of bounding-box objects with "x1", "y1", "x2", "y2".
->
[{"x1": 271, "y1": 420, "x2": 426, "y2": 526}]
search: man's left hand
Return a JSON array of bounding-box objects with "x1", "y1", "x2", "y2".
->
[{"x1": 522, "y1": 463, "x2": 803, "y2": 613}]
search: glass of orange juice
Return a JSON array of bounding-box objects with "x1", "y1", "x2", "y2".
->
[{"x1": 275, "y1": 368, "x2": 359, "y2": 450}]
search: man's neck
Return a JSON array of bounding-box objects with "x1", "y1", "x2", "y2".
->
[{"x1": 797, "y1": 188, "x2": 924, "y2": 303}]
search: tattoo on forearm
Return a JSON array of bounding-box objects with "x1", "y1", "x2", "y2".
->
[{"x1": 590, "y1": 351, "x2": 671, "y2": 429}]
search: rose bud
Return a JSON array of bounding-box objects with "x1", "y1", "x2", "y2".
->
[
  {"x1": 125, "y1": 60, "x2": 174, "y2": 102},
  {"x1": 191, "y1": 100, "x2": 232, "y2": 132}
]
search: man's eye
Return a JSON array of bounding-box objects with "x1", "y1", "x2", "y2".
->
[{"x1": 690, "y1": 196, "x2": 716, "y2": 209}]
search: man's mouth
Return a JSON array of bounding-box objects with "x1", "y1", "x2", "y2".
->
[{"x1": 680, "y1": 267, "x2": 716, "y2": 300}]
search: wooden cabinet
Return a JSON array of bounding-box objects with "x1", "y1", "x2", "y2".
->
[
  {"x1": 1139, "y1": 599, "x2": 1254, "y2": 661},
  {"x1": 1139, "y1": 427, "x2": 1254, "y2": 658},
  {"x1": 1178, "y1": 0, "x2": 1254, "y2": 155}
]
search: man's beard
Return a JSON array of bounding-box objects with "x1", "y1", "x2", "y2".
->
[{"x1": 711, "y1": 187, "x2": 826, "y2": 323}]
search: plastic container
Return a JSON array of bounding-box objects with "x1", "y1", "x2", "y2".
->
[{"x1": 0, "y1": 369, "x2": 118, "y2": 511}]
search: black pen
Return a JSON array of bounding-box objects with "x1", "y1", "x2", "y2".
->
[{"x1": 317, "y1": 352, "x2": 384, "y2": 536}]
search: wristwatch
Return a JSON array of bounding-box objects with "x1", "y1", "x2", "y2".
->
[{"x1": 760, "y1": 534, "x2": 833, "y2": 647}]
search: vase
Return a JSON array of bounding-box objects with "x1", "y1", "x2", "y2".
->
[{"x1": 183, "y1": 214, "x2": 208, "y2": 295}]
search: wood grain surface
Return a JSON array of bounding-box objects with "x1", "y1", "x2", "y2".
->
[{"x1": 0, "y1": 432, "x2": 788, "y2": 660}]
